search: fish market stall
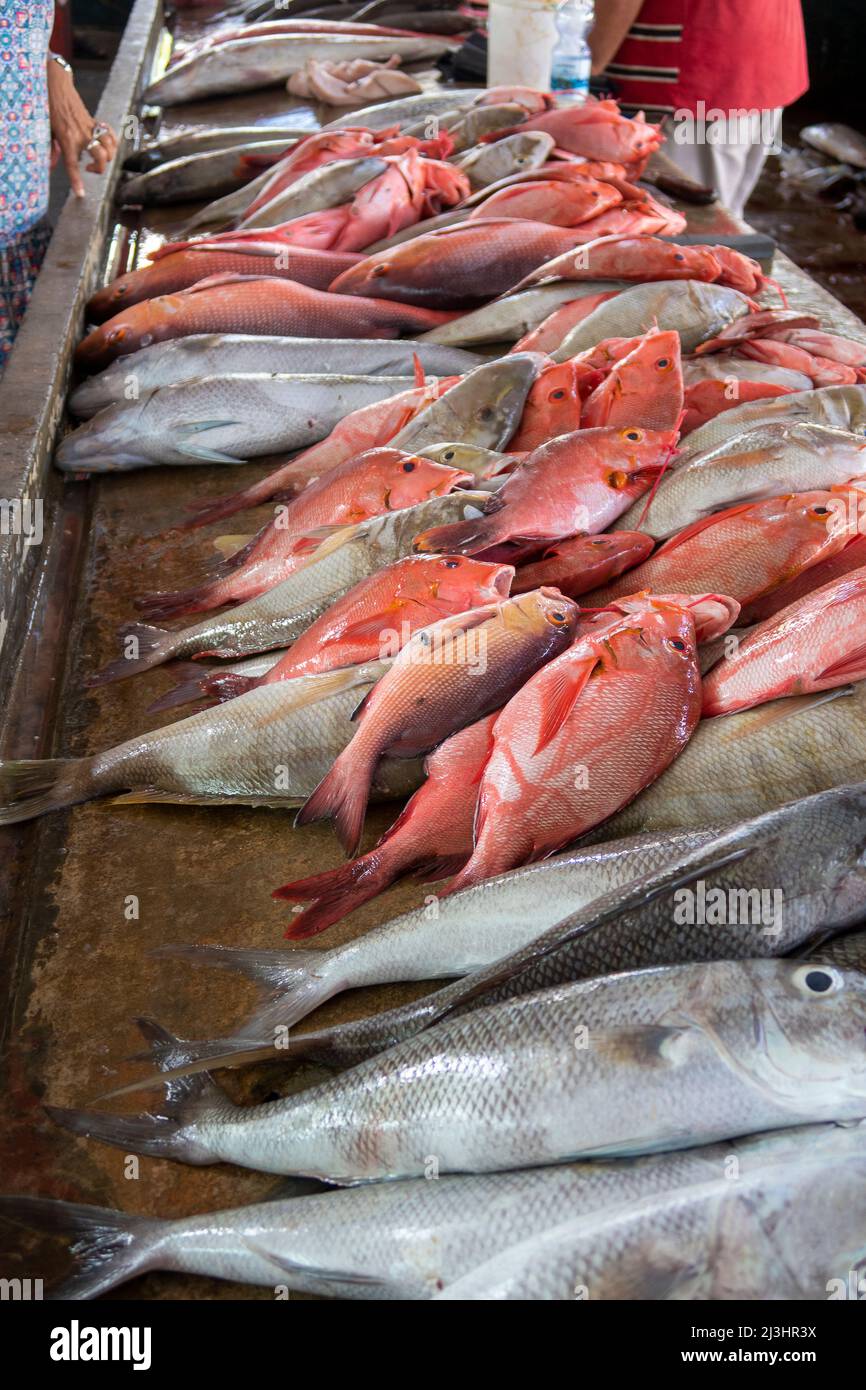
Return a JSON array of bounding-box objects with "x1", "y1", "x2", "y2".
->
[{"x1": 2, "y1": 0, "x2": 866, "y2": 1309}]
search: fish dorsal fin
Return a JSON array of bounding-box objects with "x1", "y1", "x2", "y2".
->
[{"x1": 534, "y1": 653, "x2": 601, "y2": 754}]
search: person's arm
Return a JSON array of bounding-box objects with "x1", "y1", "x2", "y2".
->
[
  {"x1": 46, "y1": 54, "x2": 118, "y2": 198},
  {"x1": 589, "y1": 0, "x2": 646, "y2": 75}
]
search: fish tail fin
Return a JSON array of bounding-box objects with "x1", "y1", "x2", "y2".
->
[
  {"x1": 155, "y1": 942, "x2": 341, "y2": 1032},
  {"x1": 0, "y1": 758, "x2": 92, "y2": 825},
  {"x1": 46, "y1": 1020, "x2": 228, "y2": 1164},
  {"x1": 146, "y1": 662, "x2": 215, "y2": 714},
  {"x1": 274, "y1": 847, "x2": 395, "y2": 938},
  {"x1": 0, "y1": 1196, "x2": 167, "y2": 1300},
  {"x1": 176, "y1": 469, "x2": 299, "y2": 532},
  {"x1": 133, "y1": 582, "x2": 223, "y2": 622},
  {"x1": 295, "y1": 748, "x2": 373, "y2": 857},
  {"x1": 88, "y1": 622, "x2": 175, "y2": 685},
  {"x1": 201, "y1": 671, "x2": 260, "y2": 702}
]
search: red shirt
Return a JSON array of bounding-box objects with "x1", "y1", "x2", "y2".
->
[{"x1": 605, "y1": 0, "x2": 809, "y2": 117}]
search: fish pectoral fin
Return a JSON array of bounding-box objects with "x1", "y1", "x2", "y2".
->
[
  {"x1": 337, "y1": 604, "x2": 404, "y2": 643},
  {"x1": 534, "y1": 655, "x2": 600, "y2": 754},
  {"x1": 590, "y1": 1024, "x2": 697, "y2": 1068},
  {"x1": 176, "y1": 422, "x2": 245, "y2": 466},
  {"x1": 243, "y1": 1239, "x2": 389, "y2": 1288},
  {"x1": 818, "y1": 642, "x2": 866, "y2": 684},
  {"x1": 738, "y1": 686, "x2": 855, "y2": 733}
]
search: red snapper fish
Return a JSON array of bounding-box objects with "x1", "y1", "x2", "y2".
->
[
  {"x1": 74, "y1": 274, "x2": 457, "y2": 372},
  {"x1": 413, "y1": 424, "x2": 680, "y2": 561},
  {"x1": 581, "y1": 328, "x2": 683, "y2": 430},
  {"x1": 137, "y1": 450, "x2": 473, "y2": 620},
  {"x1": 507, "y1": 358, "x2": 584, "y2": 451},
  {"x1": 296, "y1": 587, "x2": 580, "y2": 854},
  {"x1": 487, "y1": 98, "x2": 663, "y2": 175},
  {"x1": 441, "y1": 594, "x2": 732, "y2": 893},
  {"x1": 702, "y1": 566, "x2": 866, "y2": 716},
  {"x1": 327, "y1": 218, "x2": 626, "y2": 309},
  {"x1": 512, "y1": 531, "x2": 654, "y2": 596},
  {"x1": 205, "y1": 554, "x2": 514, "y2": 698},
  {"x1": 512, "y1": 233, "x2": 766, "y2": 295}
]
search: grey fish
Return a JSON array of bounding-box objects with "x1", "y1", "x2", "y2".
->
[
  {"x1": 603, "y1": 686, "x2": 866, "y2": 836},
  {"x1": 157, "y1": 829, "x2": 716, "y2": 1062},
  {"x1": 553, "y1": 281, "x2": 754, "y2": 360},
  {"x1": 436, "y1": 1122, "x2": 866, "y2": 1300},
  {"x1": 0, "y1": 659, "x2": 427, "y2": 824},
  {"x1": 801, "y1": 122, "x2": 866, "y2": 170},
  {"x1": 443, "y1": 103, "x2": 531, "y2": 154},
  {"x1": 682, "y1": 352, "x2": 813, "y2": 390},
  {"x1": 56, "y1": 374, "x2": 412, "y2": 472},
  {"x1": 419, "y1": 442, "x2": 511, "y2": 479},
  {"x1": 138, "y1": 783, "x2": 866, "y2": 1080},
  {"x1": 811, "y1": 930, "x2": 866, "y2": 972},
  {"x1": 143, "y1": 35, "x2": 457, "y2": 106},
  {"x1": 390, "y1": 352, "x2": 544, "y2": 452},
  {"x1": 123, "y1": 126, "x2": 317, "y2": 172},
  {"x1": 48, "y1": 957, "x2": 866, "y2": 1180},
  {"x1": 616, "y1": 421, "x2": 866, "y2": 539},
  {"x1": 119, "y1": 141, "x2": 295, "y2": 206},
  {"x1": 320, "y1": 87, "x2": 486, "y2": 132},
  {"x1": 421, "y1": 284, "x2": 628, "y2": 348},
  {"x1": 182, "y1": 164, "x2": 281, "y2": 233},
  {"x1": 680, "y1": 382, "x2": 866, "y2": 460},
  {"x1": 11, "y1": 1119, "x2": 845, "y2": 1300},
  {"x1": 456, "y1": 132, "x2": 555, "y2": 190},
  {"x1": 68, "y1": 338, "x2": 482, "y2": 419},
  {"x1": 238, "y1": 156, "x2": 387, "y2": 230},
  {"x1": 88, "y1": 491, "x2": 493, "y2": 681}
]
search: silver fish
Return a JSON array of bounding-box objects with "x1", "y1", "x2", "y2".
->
[
  {"x1": 456, "y1": 132, "x2": 555, "y2": 190},
  {"x1": 143, "y1": 35, "x2": 457, "y2": 106},
  {"x1": 88, "y1": 491, "x2": 493, "y2": 679},
  {"x1": 320, "y1": 88, "x2": 486, "y2": 133},
  {"x1": 436, "y1": 1121, "x2": 866, "y2": 1299},
  {"x1": 48, "y1": 958, "x2": 866, "y2": 1180},
  {"x1": 15, "y1": 1120, "x2": 847, "y2": 1299},
  {"x1": 617, "y1": 421, "x2": 866, "y2": 539},
  {"x1": 123, "y1": 126, "x2": 317, "y2": 172},
  {"x1": 119, "y1": 141, "x2": 295, "y2": 206},
  {"x1": 553, "y1": 281, "x2": 754, "y2": 360},
  {"x1": 812, "y1": 930, "x2": 866, "y2": 972},
  {"x1": 419, "y1": 442, "x2": 512, "y2": 479},
  {"x1": 390, "y1": 352, "x2": 544, "y2": 451},
  {"x1": 443, "y1": 103, "x2": 531, "y2": 154},
  {"x1": 680, "y1": 383, "x2": 866, "y2": 460},
  {"x1": 68, "y1": 338, "x2": 482, "y2": 419},
  {"x1": 144, "y1": 783, "x2": 866, "y2": 1079},
  {"x1": 56, "y1": 374, "x2": 412, "y2": 471},
  {"x1": 238, "y1": 155, "x2": 387, "y2": 230},
  {"x1": 182, "y1": 164, "x2": 281, "y2": 233},
  {"x1": 0, "y1": 659, "x2": 427, "y2": 824},
  {"x1": 421, "y1": 284, "x2": 628, "y2": 347}
]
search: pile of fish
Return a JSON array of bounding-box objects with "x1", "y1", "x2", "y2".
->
[{"x1": 6, "y1": 8, "x2": 866, "y2": 1302}]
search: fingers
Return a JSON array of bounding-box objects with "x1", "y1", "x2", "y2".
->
[
  {"x1": 98, "y1": 125, "x2": 119, "y2": 162},
  {"x1": 84, "y1": 140, "x2": 111, "y2": 176},
  {"x1": 60, "y1": 134, "x2": 86, "y2": 198}
]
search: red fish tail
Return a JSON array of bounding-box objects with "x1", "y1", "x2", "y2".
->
[
  {"x1": 295, "y1": 747, "x2": 374, "y2": 857},
  {"x1": 201, "y1": 671, "x2": 260, "y2": 702},
  {"x1": 413, "y1": 513, "x2": 497, "y2": 556},
  {"x1": 133, "y1": 581, "x2": 224, "y2": 621},
  {"x1": 275, "y1": 846, "x2": 394, "y2": 937},
  {"x1": 176, "y1": 472, "x2": 295, "y2": 532}
]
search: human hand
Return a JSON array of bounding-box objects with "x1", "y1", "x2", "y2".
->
[{"x1": 47, "y1": 58, "x2": 118, "y2": 197}]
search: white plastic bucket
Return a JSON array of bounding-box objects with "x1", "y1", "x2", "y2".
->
[{"x1": 487, "y1": 0, "x2": 560, "y2": 91}]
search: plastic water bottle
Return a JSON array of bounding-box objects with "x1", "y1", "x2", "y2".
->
[{"x1": 550, "y1": 0, "x2": 593, "y2": 106}]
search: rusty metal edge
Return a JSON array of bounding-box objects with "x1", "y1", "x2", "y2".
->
[{"x1": 0, "y1": 0, "x2": 166, "y2": 702}]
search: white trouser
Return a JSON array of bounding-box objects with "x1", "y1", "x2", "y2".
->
[{"x1": 661, "y1": 109, "x2": 783, "y2": 220}]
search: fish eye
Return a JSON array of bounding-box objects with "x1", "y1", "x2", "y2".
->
[
  {"x1": 607, "y1": 469, "x2": 630, "y2": 489},
  {"x1": 547, "y1": 609, "x2": 569, "y2": 625},
  {"x1": 402, "y1": 461, "x2": 416, "y2": 472},
  {"x1": 440, "y1": 449, "x2": 455, "y2": 460},
  {"x1": 812, "y1": 505, "x2": 830, "y2": 516},
  {"x1": 666, "y1": 638, "x2": 688, "y2": 652},
  {"x1": 479, "y1": 405, "x2": 494, "y2": 421},
  {"x1": 791, "y1": 965, "x2": 843, "y2": 996},
  {"x1": 549, "y1": 388, "x2": 567, "y2": 400},
  {"x1": 621, "y1": 428, "x2": 644, "y2": 443},
  {"x1": 674, "y1": 252, "x2": 685, "y2": 262},
  {"x1": 655, "y1": 357, "x2": 671, "y2": 370},
  {"x1": 442, "y1": 558, "x2": 459, "y2": 568},
  {"x1": 372, "y1": 263, "x2": 389, "y2": 277}
]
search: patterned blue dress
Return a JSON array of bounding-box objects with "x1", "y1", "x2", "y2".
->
[{"x1": 0, "y1": 2, "x2": 54, "y2": 370}]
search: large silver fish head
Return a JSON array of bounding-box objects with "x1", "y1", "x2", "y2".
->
[{"x1": 54, "y1": 396, "x2": 153, "y2": 471}]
